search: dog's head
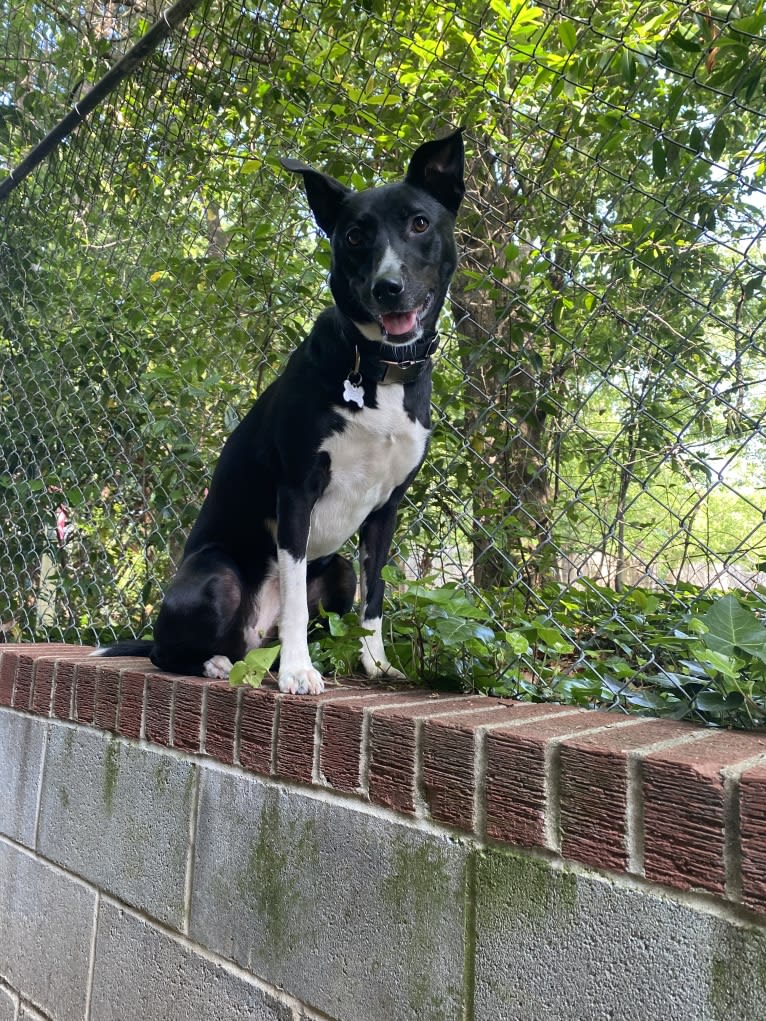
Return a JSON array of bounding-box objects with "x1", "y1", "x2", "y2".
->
[{"x1": 282, "y1": 130, "x2": 464, "y2": 346}]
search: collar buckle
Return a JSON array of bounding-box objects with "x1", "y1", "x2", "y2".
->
[{"x1": 378, "y1": 358, "x2": 429, "y2": 384}]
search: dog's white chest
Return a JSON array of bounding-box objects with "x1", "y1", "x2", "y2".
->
[{"x1": 307, "y1": 385, "x2": 428, "y2": 559}]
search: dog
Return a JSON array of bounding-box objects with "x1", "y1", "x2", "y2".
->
[{"x1": 95, "y1": 129, "x2": 465, "y2": 694}]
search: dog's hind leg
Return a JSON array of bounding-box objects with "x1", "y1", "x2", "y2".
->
[
  {"x1": 307, "y1": 553, "x2": 356, "y2": 619},
  {"x1": 150, "y1": 548, "x2": 246, "y2": 677}
]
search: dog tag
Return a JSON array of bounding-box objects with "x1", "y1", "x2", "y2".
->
[{"x1": 343, "y1": 372, "x2": 365, "y2": 408}]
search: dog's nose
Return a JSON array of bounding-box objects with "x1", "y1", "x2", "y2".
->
[{"x1": 372, "y1": 276, "x2": 404, "y2": 302}]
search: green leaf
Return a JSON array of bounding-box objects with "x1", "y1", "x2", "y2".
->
[
  {"x1": 694, "y1": 691, "x2": 734, "y2": 711},
  {"x1": 708, "y1": 119, "x2": 728, "y2": 161},
  {"x1": 618, "y1": 49, "x2": 637, "y2": 85},
  {"x1": 688, "y1": 617, "x2": 709, "y2": 636},
  {"x1": 670, "y1": 29, "x2": 702, "y2": 53},
  {"x1": 229, "y1": 645, "x2": 281, "y2": 688},
  {"x1": 695, "y1": 649, "x2": 741, "y2": 681},
  {"x1": 433, "y1": 617, "x2": 495, "y2": 646},
  {"x1": 325, "y1": 611, "x2": 348, "y2": 637},
  {"x1": 228, "y1": 661, "x2": 249, "y2": 686},
  {"x1": 558, "y1": 21, "x2": 577, "y2": 52},
  {"x1": 700, "y1": 596, "x2": 766, "y2": 663},
  {"x1": 533, "y1": 625, "x2": 575, "y2": 654},
  {"x1": 652, "y1": 139, "x2": 666, "y2": 178},
  {"x1": 730, "y1": 13, "x2": 766, "y2": 36},
  {"x1": 244, "y1": 645, "x2": 280, "y2": 671},
  {"x1": 505, "y1": 630, "x2": 532, "y2": 655}
]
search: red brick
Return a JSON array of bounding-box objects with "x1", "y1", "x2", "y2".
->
[
  {"x1": 0, "y1": 649, "x2": 17, "y2": 705},
  {"x1": 4, "y1": 647, "x2": 81, "y2": 709},
  {"x1": 642, "y1": 731, "x2": 766, "y2": 895},
  {"x1": 558, "y1": 719, "x2": 697, "y2": 872},
  {"x1": 52, "y1": 658, "x2": 78, "y2": 720},
  {"x1": 275, "y1": 687, "x2": 359, "y2": 784},
  {"x1": 145, "y1": 673, "x2": 175, "y2": 746},
  {"x1": 422, "y1": 702, "x2": 549, "y2": 831},
  {"x1": 204, "y1": 682, "x2": 240, "y2": 765},
  {"x1": 73, "y1": 660, "x2": 98, "y2": 724},
  {"x1": 28, "y1": 650, "x2": 92, "y2": 716},
  {"x1": 239, "y1": 686, "x2": 280, "y2": 775},
  {"x1": 368, "y1": 695, "x2": 496, "y2": 814},
  {"x1": 739, "y1": 763, "x2": 766, "y2": 914},
  {"x1": 12, "y1": 654, "x2": 38, "y2": 710},
  {"x1": 173, "y1": 676, "x2": 206, "y2": 753},
  {"x1": 0, "y1": 647, "x2": 94, "y2": 717},
  {"x1": 30, "y1": 657, "x2": 57, "y2": 715},
  {"x1": 0, "y1": 643, "x2": 57, "y2": 652},
  {"x1": 92, "y1": 663, "x2": 123, "y2": 733},
  {"x1": 320, "y1": 693, "x2": 429, "y2": 793},
  {"x1": 116, "y1": 669, "x2": 146, "y2": 739},
  {"x1": 485, "y1": 709, "x2": 628, "y2": 849}
]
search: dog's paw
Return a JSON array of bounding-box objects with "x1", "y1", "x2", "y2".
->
[
  {"x1": 370, "y1": 665, "x2": 407, "y2": 681},
  {"x1": 361, "y1": 653, "x2": 406, "y2": 681},
  {"x1": 203, "y1": 655, "x2": 234, "y2": 680},
  {"x1": 278, "y1": 665, "x2": 325, "y2": 695}
]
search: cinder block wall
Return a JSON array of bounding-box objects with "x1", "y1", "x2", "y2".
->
[{"x1": 1, "y1": 644, "x2": 766, "y2": 1021}]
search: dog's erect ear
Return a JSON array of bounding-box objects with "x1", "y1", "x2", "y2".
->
[
  {"x1": 280, "y1": 157, "x2": 350, "y2": 237},
  {"x1": 405, "y1": 129, "x2": 465, "y2": 215}
]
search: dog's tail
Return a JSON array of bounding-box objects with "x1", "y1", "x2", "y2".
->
[{"x1": 92, "y1": 639, "x2": 154, "y2": 659}]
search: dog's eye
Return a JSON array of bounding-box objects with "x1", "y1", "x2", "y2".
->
[
  {"x1": 411, "y1": 215, "x2": 430, "y2": 234},
  {"x1": 345, "y1": 227, "x2": 364, "y2": 247}
]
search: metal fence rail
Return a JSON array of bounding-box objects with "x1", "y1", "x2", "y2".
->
[{"x1": 1, "y1": 1, "x2": 765, "y2": 704}]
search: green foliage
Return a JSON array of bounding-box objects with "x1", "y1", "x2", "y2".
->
[
  {"x1": 228, "y1": 645, "x2": 281, "y2": 688},
  {"x1": 308, "y1": 611, "x2": 375, "y2": 677},
  {"x1": 308, "y1": 574, "x2": 766, "y2": 729}
]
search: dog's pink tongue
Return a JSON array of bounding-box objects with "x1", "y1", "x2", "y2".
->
[{"x1": 381, "y1": 310, "x2": 418, "y2": 336}]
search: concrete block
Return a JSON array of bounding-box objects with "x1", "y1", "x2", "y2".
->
[
  {"x1": 0, "y1": 710, "x2": 46, "y2": 847},
  {"x1": 37, "y1": 723, "x2": 195, "y2": 927},
  {"x1": 191, "y1": 769, "x2": 469, "y2": 1021},
  {"x1": 0, "y1": 986, "x2": 17, "y2": 1021},
  {"x1": 89, "y1": 901, "x2": 292, "y2": 1021},
  {"x1": 19, "y1": 1006, "x2": 49, "y2": 1021},
  {"x1": 474, "y1": 846, "x2": 766, "y2": 1021},
  {"x1": 0, "y1": 840, "x2": 94, "y2": 1020}
]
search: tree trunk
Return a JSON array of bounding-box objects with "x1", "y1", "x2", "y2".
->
[{"x1": 449, "y1": 137, "x2": 552, "y2": 590}]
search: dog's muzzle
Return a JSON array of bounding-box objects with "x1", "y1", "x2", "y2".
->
[{"x1": 373, "y1": 292, "x2": 434, "y2": 340}]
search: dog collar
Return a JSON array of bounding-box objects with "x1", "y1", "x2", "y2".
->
[{"x1": 357, "y1": 334, "x2": 439, "y2": 385}]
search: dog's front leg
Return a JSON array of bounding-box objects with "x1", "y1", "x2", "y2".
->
[
  {"x1": 276, "y1": 485, "x2": 324, "y2": 695},
  {"x1": 359, "y1": 499, "x2": 406, "y2": 680}
]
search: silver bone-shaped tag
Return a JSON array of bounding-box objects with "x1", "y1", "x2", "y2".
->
[
  {"x1": 343, "y1": 374, "x2": 365, "y2": 408},
  {"x1": 342, "y1": 348, "x2": 365, "y2": 408}
]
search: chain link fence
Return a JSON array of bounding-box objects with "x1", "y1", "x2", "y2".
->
[{"x1": 1, "y1": 1, "x2": 765, "y2": 713}]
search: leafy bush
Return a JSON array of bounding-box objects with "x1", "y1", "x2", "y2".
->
[{"x1": 301, "y1": 572, "x2": 766, "y2": 730}]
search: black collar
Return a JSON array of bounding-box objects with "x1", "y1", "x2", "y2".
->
[{"x1": 356, "y1": 332, "x2": 439, "y2": 384}]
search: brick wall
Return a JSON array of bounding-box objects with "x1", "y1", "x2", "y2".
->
[{"x1": 1, "y1": 643, "x2": 766, "y2": 1020}]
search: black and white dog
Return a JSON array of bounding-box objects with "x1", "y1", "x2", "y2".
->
[{"x1": 97, "y1": 130, "x2": 464, "y2": 694}]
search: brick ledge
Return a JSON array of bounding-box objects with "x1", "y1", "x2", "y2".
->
[{"x1": 2, "y1": 642, "x2": 766, "y2": 916}]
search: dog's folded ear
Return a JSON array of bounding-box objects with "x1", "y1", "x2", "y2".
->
[
  {"x1": 405, "y1": 128, "x2": 465, "y2": 215},
  {"x1": 280, "y1": 157, "x2": 350, "y2": 238}
]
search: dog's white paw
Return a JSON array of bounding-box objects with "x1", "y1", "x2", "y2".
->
[
  {"x1": 203, "y1": 655, "x2": 234, "y2": 679},
  {"x1": 361, "y1": 644, "x2": 406, "y2": 680},
  {"x1": 363, "y1": 658, "x2": 406, "y2": 681},
  {"x1": 278, "y1": 665, "x2": 325, "y2": 695},
  {"x1": 360, "y1": 619, "x2": 405, "y2": 681}
]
